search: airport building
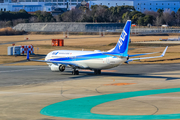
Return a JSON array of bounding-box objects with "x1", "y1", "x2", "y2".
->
[
  {"x1": 133, "y1": 0, "x2": 180, "y2": 12},
  {"x1": 0, "y1": 0, "x2": 88, "y2": 12},
  {"x1": 0, "y1": 0, "x2": 180, "y2": 13},
  {"x1": 89, "y1": 0, "x2": 180, "y2": 12}
]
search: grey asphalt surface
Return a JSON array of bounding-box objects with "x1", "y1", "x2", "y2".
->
[
  {"x1": 1, "y1": 64, "x2": 180, "y2": 120},
  {"x1": 1, "y1": 63, "x2": 180, "y2": 87}
]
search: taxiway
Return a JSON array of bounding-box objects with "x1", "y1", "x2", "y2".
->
[{"x1": 0, "y1": 64, "x2": 180, "y2": 120}]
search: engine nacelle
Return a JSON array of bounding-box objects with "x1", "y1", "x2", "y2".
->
[
  {"x1": 49, "y1": 64, "x2": 59, "y2": 72},
  {"x1": 49, "y1": 64, "x2": 65, "y2": 72},
  {"x1": 59, "y1": 65, "x2": 65, "y2": 72}
]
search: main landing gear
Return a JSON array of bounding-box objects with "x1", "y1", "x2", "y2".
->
[
  {"x1": 71, "y1": 69, "x2": 101, "y2": 75},
  {"x1": 72, "y1": 69, "x2": 79, "y2": 75},
  {"x1": 94, "y1": 69, "x2": 101, "y2": 75}
]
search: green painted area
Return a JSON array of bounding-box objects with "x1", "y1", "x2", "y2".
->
[{"x1": 40, "y1": 88, "x2": 180, "y2": 119}]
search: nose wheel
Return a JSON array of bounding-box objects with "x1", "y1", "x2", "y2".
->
[{"x1": 72, "y1": 70, "x2": 79, "y2": 75}]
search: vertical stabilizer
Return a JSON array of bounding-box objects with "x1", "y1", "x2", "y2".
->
[{"x1": 110, "y1": 20, "x2": 131, "y2": 55}]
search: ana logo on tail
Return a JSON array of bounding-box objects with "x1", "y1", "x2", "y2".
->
[
  {"x1": 110, "y1": 20, "x2": 131, "y2": 54},
  {"x1": 118, "y1": 30, "x2": 127, "y2": 49}
]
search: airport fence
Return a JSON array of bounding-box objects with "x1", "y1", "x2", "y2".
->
[
  {"x1": 13, "y1": 22, "x2": 180, "y2": 34},
  {"x1": 129, "y1": 27, "x2": 180, "y2": 34}
]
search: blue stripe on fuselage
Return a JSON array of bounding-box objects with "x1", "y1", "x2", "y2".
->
[{"x1": 48, "y1": 52, "x2": 128, "y2": 62}]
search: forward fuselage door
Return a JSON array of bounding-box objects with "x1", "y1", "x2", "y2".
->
[{"x1": 106, "y1": 57, "x2": 110, "y2": 64}]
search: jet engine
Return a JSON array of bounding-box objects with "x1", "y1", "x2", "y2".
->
[
  {"x1": 59, "y1": 65, "x2": 65, "y2": 72},
  {"x1": 49, "y1": 64, "x2": 65, "y2": 72}
]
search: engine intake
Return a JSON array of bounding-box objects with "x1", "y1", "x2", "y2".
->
[{"x1": 59, "y1": 65, "x2": 65, "y2": 72}]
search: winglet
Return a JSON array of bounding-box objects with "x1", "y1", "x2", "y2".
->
[
  {"x1": 161, "y1": 46, "x2": 168, "y2": 57},
  {"x1": 27, "y1": 48, "x2": 30, "y2": 61}
]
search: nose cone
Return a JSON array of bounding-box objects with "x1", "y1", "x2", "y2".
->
[{"x1": 45, "y1": 55, "x2": 48, "y2": 61}]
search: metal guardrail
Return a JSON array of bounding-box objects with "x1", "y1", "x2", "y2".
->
[
  {"x1": 13, "y1": 22, "x2": 180, "y2": 33},
  {"x1": 66, "y1": 28, "x2": 180, "y2": 33},
  {"x1": 117, "y1": 28, "x2": 180, "y2": 34}
]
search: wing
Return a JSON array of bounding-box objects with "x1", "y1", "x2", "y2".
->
[{"x1": 127, "y1": 46, "x2": 168, "y2": 62}]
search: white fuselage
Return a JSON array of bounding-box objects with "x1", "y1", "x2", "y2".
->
[{"x1": 45, "y1": 50, "x2": 127, "y2": 71}]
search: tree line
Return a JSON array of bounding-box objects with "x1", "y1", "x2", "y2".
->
[
  {"x1": 1, "y1": 5, "x2": 180, "y2": 27},
  {"x1": 0, "y1": 9, "x2": 55, "y2": 28}
]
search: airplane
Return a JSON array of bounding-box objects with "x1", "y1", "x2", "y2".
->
[{"x1": 27, "y1": 20, "x2": 168, "y2": 75}]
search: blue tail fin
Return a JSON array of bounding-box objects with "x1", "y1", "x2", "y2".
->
[{"x1": 110, "y1": 20, "x2": 131, "y2": 55}]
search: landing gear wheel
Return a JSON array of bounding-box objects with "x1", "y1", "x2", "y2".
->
[
  {"x1": 76, "y1": 70, "x2": 79, "y2": 75},
  {"x1": 72, "y1": 70, "x2": 79, "y2": 75},
  {"x1": 98, "y1": 70, "x2": 101, "y2": 75},
  {"x1": 94, "y1": 70, "x2": 101, "y2": 75}
]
